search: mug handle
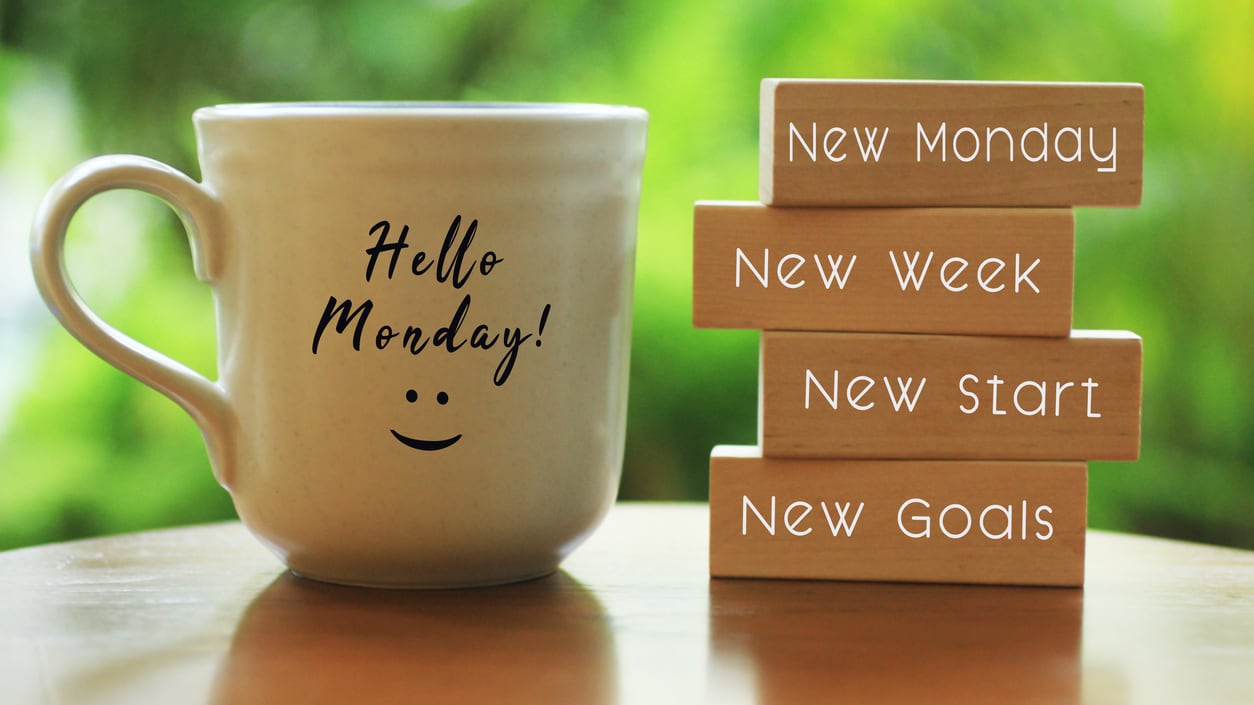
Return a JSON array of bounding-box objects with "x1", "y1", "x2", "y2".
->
[{"x1": 30, "y1": 155, "x2": 236, "y2": 488}]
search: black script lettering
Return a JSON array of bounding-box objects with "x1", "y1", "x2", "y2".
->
[
  {"x1": 410, "y1": 249, "x2": 432, "y2": 277},
  {"x1": 479, "y1": 249, "x2": 503, "y2": 276},
  {"x1": 468, "y1": 324, "x2": 500, "y2": 350},
  {"x1": 493, "y1": 325, "x2": 533, "y2": 386},
  {"x1": 367, "y1": 216, "x2": 502, "y2": 289},
  {"x1": 432, "y1": 294, "x2": 471, "y2": 353},
  {"x1": 401, "y1": 326, "x2": 430, "y2": 354},
  {"x1": 311, "y1": 215, "x2": 544, "y2": 386},
  {"x1": 375, "y1": 324, "x2": 399, "y2": 350},
  {"x1": 311, "y1": 296, "x2": 374, "y2": 353},
  {"x1": 365, "y1": 221, "x2": 409, "y2": 282},
  {"x1": 437, "y1": 216, "x2": 503, "y2": 289}
]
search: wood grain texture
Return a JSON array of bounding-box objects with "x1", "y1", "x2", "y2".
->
[
  {"x1": 692, "y1": 201, "x2": 1074, "y2": 335},
  {"x1": 709, "y1": 446, "x2": 1087, "y2": 586},
  {"x1": 2, "y1": 506, "x2": 1254, "y2": 704},
  {"x1": 760, "y1": 330, "x2": 1142, "y2": 460},
  {"x1": 760, "y1": 79, "x2": 1144, "y2": 206},
  {"x1": 709, "y1": 574, "x2": 1083, "y2": 704}
]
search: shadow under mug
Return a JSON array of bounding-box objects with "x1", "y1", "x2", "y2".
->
[{"x1": 30, "y1": 102, "x2": 648, "y2": 588}]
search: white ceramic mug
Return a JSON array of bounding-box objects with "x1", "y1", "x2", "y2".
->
[{"x1": 31, "y1": 103, "x2": 647, "y2": 587}]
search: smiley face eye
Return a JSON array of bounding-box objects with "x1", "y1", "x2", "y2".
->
[{"x1": 405, "y1": 389, "x2": 448, "y2": 404}]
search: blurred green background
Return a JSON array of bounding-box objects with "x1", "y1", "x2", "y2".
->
[{"x1": 0, "y1": 0, "x2": 1250, "y2": 550}]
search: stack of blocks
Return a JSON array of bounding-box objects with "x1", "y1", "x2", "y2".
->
[{"x1": 694, "y1": 79, "x2": 1145, "y2": 587}]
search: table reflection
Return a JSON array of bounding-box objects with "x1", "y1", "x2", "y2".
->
[
  {"x1": 709, "y1": 579, "x2": 1082, "y2": 705},
  {"x1": 212, "y1": 571, "x2": 616, "y2": 704}
]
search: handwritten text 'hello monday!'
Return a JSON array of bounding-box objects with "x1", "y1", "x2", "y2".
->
[{"x1": 310, "y1": 216, "x2": 551, "y2": 386}]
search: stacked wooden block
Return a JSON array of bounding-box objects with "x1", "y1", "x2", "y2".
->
[{"x1": 694, "y1": 79, "x2": 1145, "y2": 587}]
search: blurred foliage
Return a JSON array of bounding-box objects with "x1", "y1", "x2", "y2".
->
[{"x1": 0, "y1": 0, "x2": 1250, "y2": 549}]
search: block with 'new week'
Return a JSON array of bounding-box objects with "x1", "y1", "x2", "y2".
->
[
  {"x1": 709, "y1": 446, "x2": 1087, "y2": 586},
  {"x1": 760, "y1": 79, "x2": 1144, "y2": 207},
  {"x1": 693, "y1": 202, "x2": 1074, "y2": 336},
  {"x1": 759, "y1": 330, "x2": 1142, "y2": 460}
]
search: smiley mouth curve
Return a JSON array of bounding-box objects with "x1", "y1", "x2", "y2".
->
[{"x1": 390, "y1": 430, "x2": 463, "y2": 452}]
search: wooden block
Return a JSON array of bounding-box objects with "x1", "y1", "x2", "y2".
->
[
  {"x1": 761, "y1": 79, "x2": 1144, "y2": 206},
  {"x1": 708, "y1": 578, "x2": 1081, "y2": 702},
  {"x1": 760, "y1": 330, "x2": 1141, "y2": 460},
  {"x1": 692, "y1": 202, "x2": 1074, "y2": 336},
  {"x1": 709, "y1": 445, "x2": 1087, "y2": 586}
]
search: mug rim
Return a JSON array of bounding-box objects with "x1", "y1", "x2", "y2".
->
[{"x1": 195, "y1": 102, "x2": 647, "y2": 121}]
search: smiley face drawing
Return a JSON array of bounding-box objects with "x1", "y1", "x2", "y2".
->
[{"x1": 391, "y1": 389, "x2": 463, "y2": 451}]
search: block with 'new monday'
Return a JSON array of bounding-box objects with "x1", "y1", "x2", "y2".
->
[{"x1": 760, "y1": 79, "x2": 1144, "y2": 207}]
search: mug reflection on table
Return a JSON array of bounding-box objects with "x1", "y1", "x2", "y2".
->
[{"x1": 211, "y1": 571, "x2": 616, "y2": 704}]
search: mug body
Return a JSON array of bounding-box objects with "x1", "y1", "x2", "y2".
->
[{"x1": 196, "y1": 103, "x2": 646, "y2": 586}]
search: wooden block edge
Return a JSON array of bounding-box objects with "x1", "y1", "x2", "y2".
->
[{"x1": 759, "y1": 79, "x2": 778, "y2": 204}]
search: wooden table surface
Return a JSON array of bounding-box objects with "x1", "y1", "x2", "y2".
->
[{"x1": 0, "y1": 503, "x2": 1250, "y2": 705}]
